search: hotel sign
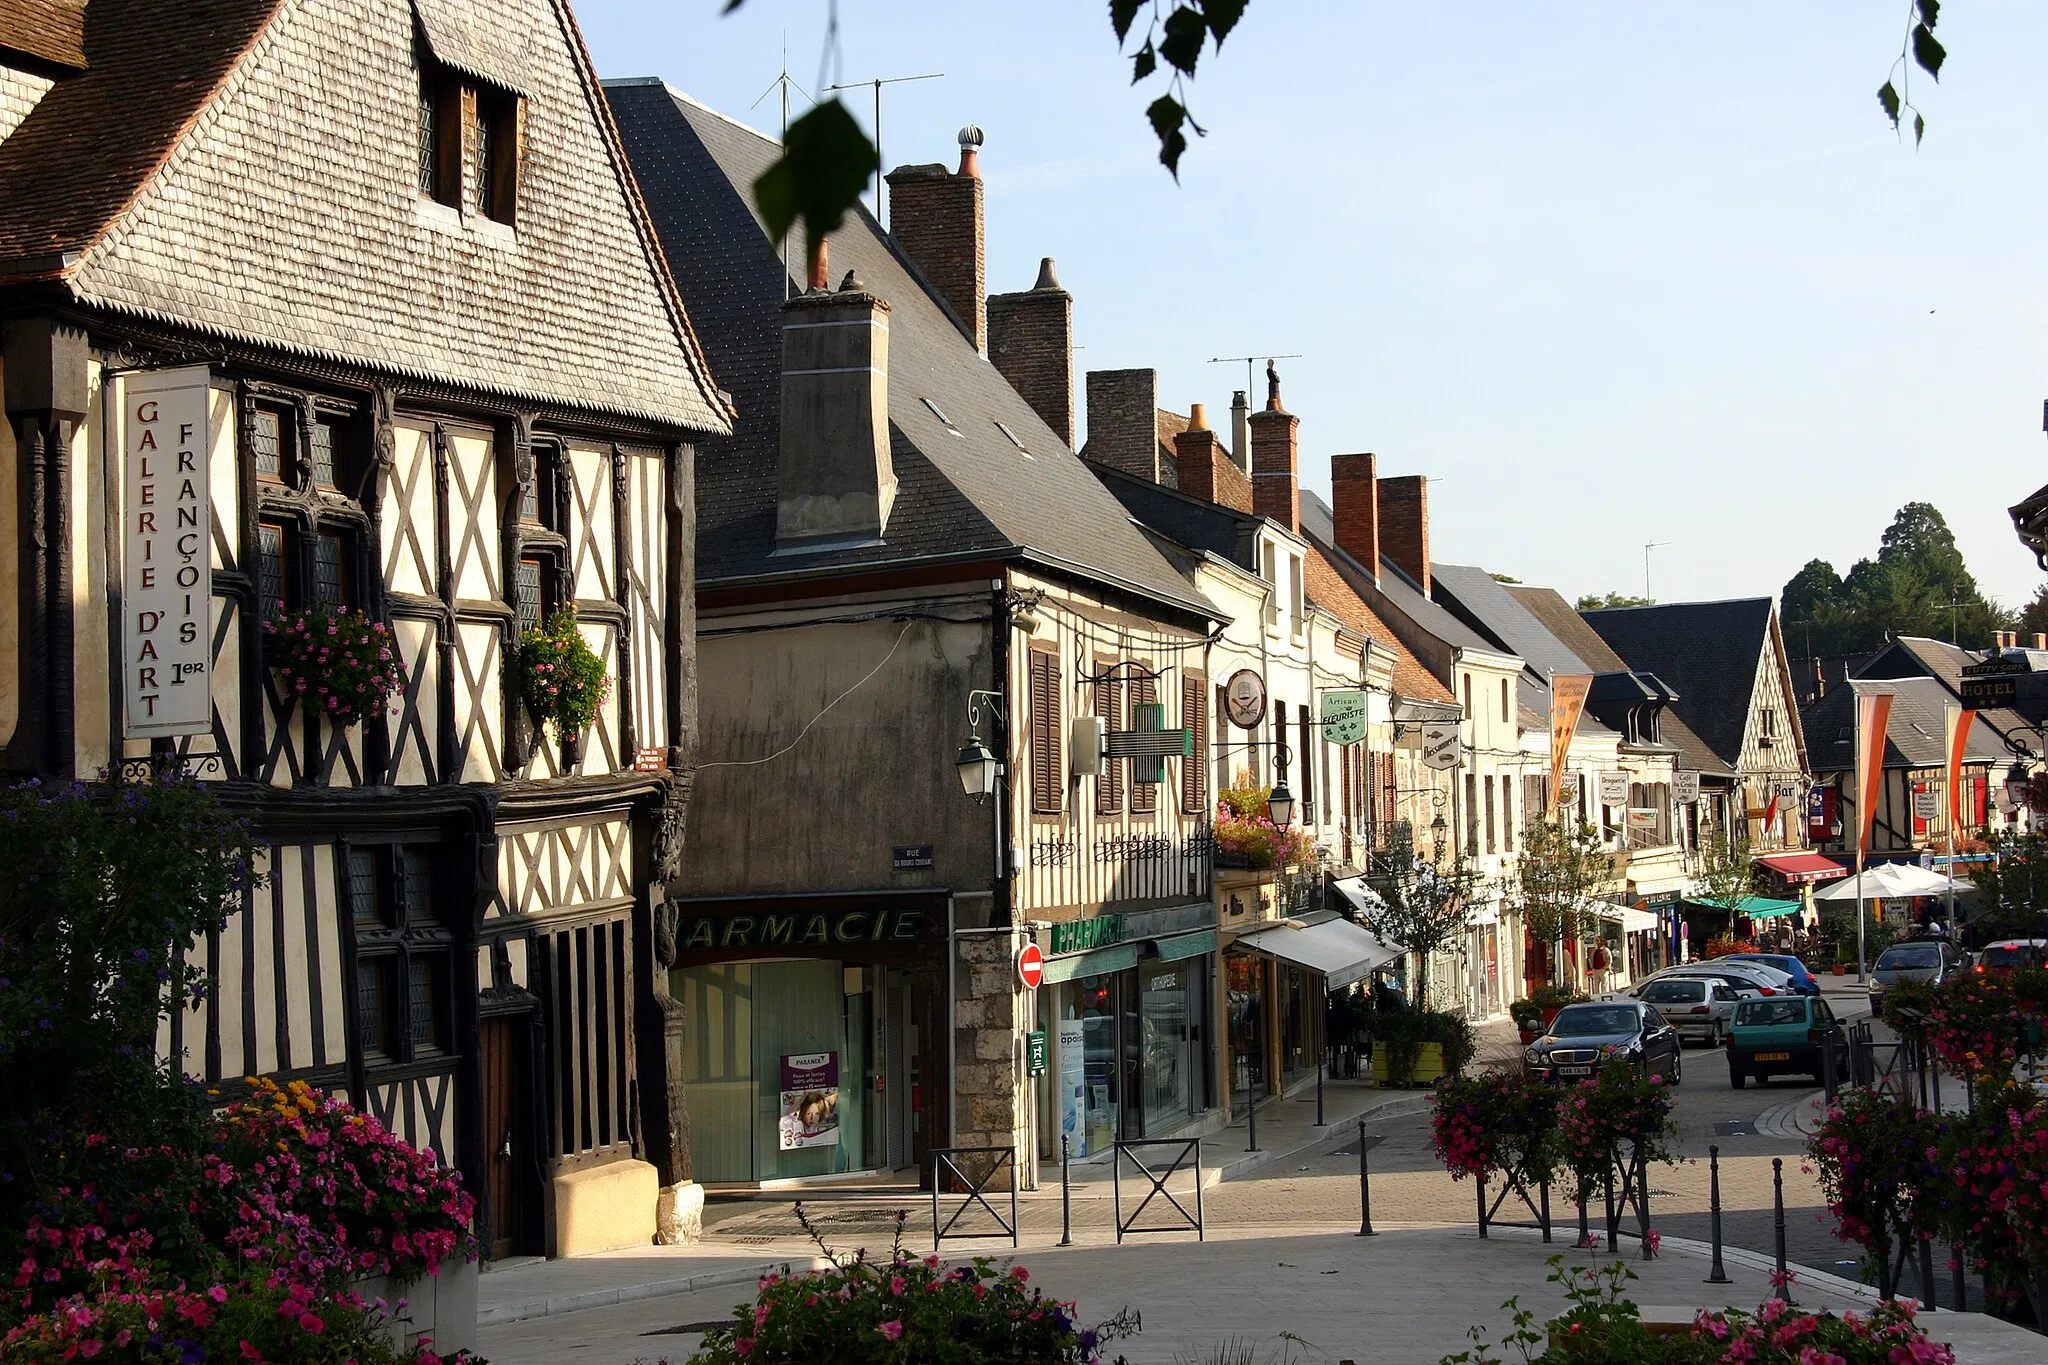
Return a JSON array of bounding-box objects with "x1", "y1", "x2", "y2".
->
[{"x1": 118, "y1": 367, "x2": 212, "y2": 738}]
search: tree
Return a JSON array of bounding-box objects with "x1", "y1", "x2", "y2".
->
[
  {"x1": 1690, "y1": 829, "x2": 1757, "y2": 922},
  {"x1": 1512, "y1": 817, "x2": 1615, "y2": 989},
  {"x1": 1354, "y1": 830, "x2": 1481, "y2": 1009},
  {"x1": 1576, "y1": 591, "x2": 1653, "y2": 611},
  {"x1": 1780, "y1": 503, "x2": 2014, "y2": 656}
]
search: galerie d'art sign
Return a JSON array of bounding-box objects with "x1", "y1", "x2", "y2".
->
[
  {"x1": 119, "y1": 366, "x2": 213, "y2": 738},
  {"x1": 672, "y1": 904, "x2": 931, "y2": 952}
]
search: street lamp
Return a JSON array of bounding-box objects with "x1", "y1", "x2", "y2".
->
[
  {"x1": 955, "y1": 740, "x2": 1001, "y2": 801},
  {"x1": 2008, "y1": 760, "x2": 2033, "y2": 815},
  {"x1": 1267, "y1": 781, "x2": 1295, "y2": 829}
]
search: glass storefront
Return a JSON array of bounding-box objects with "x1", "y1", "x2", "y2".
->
[
  {"x1": 1226, "y1": 950, "x2": 1264, "y2": 1104},
  {"x1": 1279, "y1": 964, "x2": 1317, "y2": 1085},
  {"x1": 674, "y1": 959, "x2": 914, "y2": 1184},
  {"x1": 1047, "y1": 954, "x2": 1213, "y2": 1159},
  {"x1": 1138, "y1": 958, "x2": 1198, "y2": 1134}
]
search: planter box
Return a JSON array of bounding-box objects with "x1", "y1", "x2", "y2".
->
[
  {"x1": 352, "y1": 1259, "x2": 479, "y2": 1357},
  {"x1": 1517, "y1": 1029, "x2": 1538, "y2": 1046},
  {"x1": 1832, "y1": 963, "x2": 1848, "y2": 976},
  {"x1": 1371, "y1": 1040, "x2": 1446, "y2": 1087}
]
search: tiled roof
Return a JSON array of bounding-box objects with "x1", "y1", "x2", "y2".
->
[
  {"x1": 1, "y1": 0, "x2": 88, "y2": 70},
  {"x1": 607, "y1": 80, "x2": 1212, "y2": 615},
  {"x1": 1582, "y1": 599, "x2": 1776, "y2": 768},
  {"x1": 1800, "y1": 676, "x2": 2007, "y2": 774},
  {"x1": 1506, "y1": 584, "x2": 1731, "y2": 775},
  {"x1": 1854, "y1": 637, "x2": 2043, "y2": 743},
  {"x1": 1426, "y1": 563, "x2": 1619, "y2": 741},
  {"x1": 0, "y1": 0, "x2": 729, "y2": 433},
  {"x1": 1301, "y1": 546, "x2": 1453, "y2": 703}
]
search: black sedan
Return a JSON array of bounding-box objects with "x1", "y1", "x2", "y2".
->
[{"x1": 1526, "y1": 1001, "x2": 1682, "y2": 1085}]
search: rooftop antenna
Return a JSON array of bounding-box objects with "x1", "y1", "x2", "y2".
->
[
  {"x1": 824, "y1": 72, "x2": 943, "y2": 228},
  {"x1": 1209, "y1": 354, "x2": 1303, "y2": 405},
  {"x1": 751, "y1": 38, "x2": 811, "y2": 297},
  {"x1": 1643, "y1": 540, "x2": 1669, "y2": 601}
]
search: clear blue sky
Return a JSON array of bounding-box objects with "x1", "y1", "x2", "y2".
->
[{"x1": 578, "y1": 2, "x2": 2048, "y2": 613}]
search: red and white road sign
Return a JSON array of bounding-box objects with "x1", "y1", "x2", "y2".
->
[{"x1": 1016, "y1": 942, "x2": 1044, "y2": 990}]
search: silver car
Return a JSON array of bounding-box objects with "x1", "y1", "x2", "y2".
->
[
  {"x1": 1636, "y1": 976, "x2": 1743, "y2": 1047},
  {"x1": 1869, "y1": 937, "x2": 1965, "y2": 1015},
  {"x1": 1660, "y1": 960, "x2": 1797, "y2": 997}
]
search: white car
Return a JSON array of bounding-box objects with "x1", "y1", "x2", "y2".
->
[
  {"x1": 1634, "y1": 975, "x2": 1745, "y2": 1047},
  {"x1": 1656, "y1": 960, "x2": 1797, "y2": 997}
]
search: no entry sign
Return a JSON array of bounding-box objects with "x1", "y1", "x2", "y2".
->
[{"x1": 1016, "y1": 942, "x2": 1044, "y2": 990}]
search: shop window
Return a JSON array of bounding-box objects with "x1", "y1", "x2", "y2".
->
[
  {"x1": 1029, "y1": 649, "x2": 1063, "y2": 815},
  {"x1": 346, "y1": 843, "x2": 451, "y2": 1068}
]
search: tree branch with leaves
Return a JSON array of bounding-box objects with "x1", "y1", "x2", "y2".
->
[
  {"x1": 1355, "y1": 833, "x2": 1483, "y2": 1010},
  {"x1": 1877, "y1": 0, "x2": 1945, "y2": 144},
  {"x1": 1513, "y1": 817, "x2": 1614, "y2": 989}
]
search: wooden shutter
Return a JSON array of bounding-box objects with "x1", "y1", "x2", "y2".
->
[
  {"x1": 1094, "y1": 663, "x2": 1123, "y2": 815},
  {"x1": 1130, "y1": 674, "x2": 1158, "y2": 813},
  {"x1": 1376, "y1": 752, "x2": 1398, "y2": 844},
  {"x1": 1029, "y1": 651, "x2": 1062, "y2": 815},
  {"x1": 1182, "y1": 673, "x2": 1208, "y2": 814},
  {"x1": 1298, "y1": 704, "x2": 1313, "y2": 814}
]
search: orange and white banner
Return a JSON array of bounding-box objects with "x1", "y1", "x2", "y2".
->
[
  {"x1": 1944, "y1": 702, "x2": 1976, "y2": 832},
  {"x1": 1549, "y1": 675, "x2": 1592, "y2": 812},
  {"x1": 1854, "y1": 690, "x2": 1894, "y2": 855}
]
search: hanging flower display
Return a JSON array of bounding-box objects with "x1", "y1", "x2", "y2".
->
[
  {"x1": 516, "y1": 607, "x2": 612, "y2": 740},
  {"x1": 264, "y1": 605, "x2": 404, "y2": 726}
]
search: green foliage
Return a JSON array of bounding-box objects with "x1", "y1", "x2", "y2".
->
[
  {"x1": 1960, "y1": 829, "x2": 2048, "y2": 931},
  {"x1": 1689, "y1": 829, "x2": 1756, "y2": 923},
  {"x1": 1528, "y1": 985, "x2": 1589, "y2": 1013},
  {"x1": 1513, "y1": 820, "x2": 1613, "y2": 983},
  {"x1": 1212, "y1": 769, "x2": 1314, "y2": 870},
  {"x1": 1878, "y1": 0, "x2": 1945, "y2": 146},
  {"x1": 517, "y1": 607, "x2": 613, "y2": 740},
  {"x1": 752, "y1": 98, "x2": 879, "y2": 278},
  {"x1": 1357, "y1": 841, "x2": 1482, "y2": 1008},
  {"x1": 2018, "y1": 584, "x2": 2048, "y2": 641},
  {"x1": 1574, "y1": 592, "x2": 1652, "y2": 611},
  {"x1": 1373, "y1": 1008, "x2": 1475, "y2": 1086},
  {"x1": 1779, "y1": 503, "x2": 2013, "y2": 656}
]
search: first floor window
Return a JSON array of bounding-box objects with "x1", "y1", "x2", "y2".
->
[{"x1": 348, "y1": 842, "x2": 452, "y2": 1066}]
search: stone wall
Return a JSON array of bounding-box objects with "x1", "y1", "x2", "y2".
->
[{"x1": 951, "y1": 927, "x2": 1030, "y2": 1190}]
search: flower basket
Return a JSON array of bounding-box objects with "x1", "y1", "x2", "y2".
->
[
  {"x1": 264, "y1": 605, "x2": 404, "y2": 726},
  {"x1": 516, "y1": 608, "x2": 612, "y2": 747},
  {"x1": 1833, "y1": 962, "x2": 1848, "y2": 976}
]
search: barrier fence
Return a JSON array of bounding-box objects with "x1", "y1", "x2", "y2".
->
[{"x1": 930, "y1": 1145, "x2": 1019, "y2": 1251}]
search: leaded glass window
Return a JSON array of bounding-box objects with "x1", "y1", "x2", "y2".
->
[
  {"x1": 408, "y1": 956, "x2": 444, "y2": 1052},
  {"x1": 252, "y1": 408, "x2": 283, "y2": 480},
  {"x1": 418, "y1": 74, "x2": 439, "y2": 196},
  {"x1": 358, "y1": 959, "x2": 392, "y2": 1057},
  {"x1": 310, "y1": 532, "x2": 347, "y2": 609},
  {"x1": 256, "y1": 522, "x2": 289, "y2": 616},
  {"x1": 308, "y1": 418, "x2": 337, "y2": 489},
  {"x1": 516, "y1": 557, "x2": 544, "y2": 635},
  {"x1": 347, "y1": 849, "x2": 383, "y2": 926}
]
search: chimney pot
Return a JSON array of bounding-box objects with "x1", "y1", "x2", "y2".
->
[
  {"x1": 1188, "y1": 402, "x2": 1208, "y2": 431},
  {"x1": 1229, "y1": 390, "x2": 1249, "y2": 473},
  {"x1": 807, "y1": 237, "x2": 831, "y2": 292},
  {"x1": 1033, "y1": 256, "x2": 1060, "y2": 290},
  {"x1": 886, "y1": 151, "x2": 987, "y2": 351},
  {"x1": 957, "y1": 124, "x2": 984, "y2": 178}
]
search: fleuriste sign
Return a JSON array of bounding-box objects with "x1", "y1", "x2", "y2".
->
[{"x1": 119, "y1": 366, "x2": 213, "y2": 738}]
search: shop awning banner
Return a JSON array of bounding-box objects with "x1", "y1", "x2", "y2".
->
[
  {"x1": 1235, "y1": 916, "x2": 1405, "y2": 991},
  {"x1": 1155, "y1": 929, "x2": 1217, "y2": 963},
  {"x1": 1549, "y1": 675, "x2": 1592, "y2": 810},
  {"x1": 1945, "y1": 702, "x2": 1976, "y2": 832},
  {"x1": 1854, "y1": 690, "x2": 1894, "y2": 856}
]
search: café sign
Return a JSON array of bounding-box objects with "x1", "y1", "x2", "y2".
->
[{"x1": 118, "y1": 366, "x2": 212, "y2": 738}]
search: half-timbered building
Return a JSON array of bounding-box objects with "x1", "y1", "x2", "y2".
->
[{"x1": 0, "y1": 0, "x2": 730, "y2": 1259}]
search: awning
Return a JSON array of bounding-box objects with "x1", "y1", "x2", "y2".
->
[
  {"x1": 1615, "y1": 908, "x2": 1661, "y2": 933},
  {"x1": 1154, "y1": 929, "x2": 1217, "y2": 963},
  {"x1": 1233, "y1": 912, "x2": 1406, "y2": 991},
  {"x1": 1329, "y1": 875, "x2": 1387, "y2": 919},
  {"x1": 1757, "y1": 852, "x2": 1849, "y2": 884},
  {"x1": 1042, "y1": 943, "x2": 1139, "y2": 984}
]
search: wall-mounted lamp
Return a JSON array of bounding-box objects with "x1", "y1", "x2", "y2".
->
[
  {"x1": 1267, "y1": 781, "x2": 1295, "y2": 829},
  {"x1": 956, "y1": 689, "x2": 1006, "y2": 804}
]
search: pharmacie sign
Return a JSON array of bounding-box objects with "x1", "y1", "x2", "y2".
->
[
  {"x1": 673, "y1": 904, "x2": 931, "y2": 952},
  {"x1": 1050, "y1": 914, "x2": 1126, "y2": 955},
  {"x1": 118, "y1": 366, "x2": 212, "y2": 738}
]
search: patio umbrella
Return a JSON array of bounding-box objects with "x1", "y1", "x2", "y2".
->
[{"x1": 1812, "y1": 863, "x2": 1972, "y2": 902}]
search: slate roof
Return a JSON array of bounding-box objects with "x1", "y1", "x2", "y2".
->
[
  {"x1": 1427, "y1": 563, "x2": 1621, "y2": 740},
  {"x1": 1506, "y1": 584, "x2": 1730, "y2": 775},
  {"x1": 1582, "y1": 599, "x2": 1778, "y2": 768},
  {"x1": 606, "y1": 79, "x2": 1212, "y2": 615},
  {"x1": 1800, "y1": 676, "x2": 2007, "y2": 774},
  {"x1": 0, "y1": 0, "x2": 728, "y2": 433},
  {"x1": 1853, "y1": 637, "x2": 2046, "y2": 746},
  {"x1": 1, "y1": 1, "x2": 87, "y2": 70}
]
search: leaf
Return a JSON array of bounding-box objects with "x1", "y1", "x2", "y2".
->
[
  {"x1": 751, "y1": 98, "x2": 877, "y2": 275},
  {"x1": 1160, "y1": 4, "x2": 1208, "y2": 74},
  {"x1": 1109, "y1": 0, "x2": 1145, "y2": 44},
  {"x1": 1912, "y1": 23, "x2": 1945, "y2": 80},
  {"x1": 1877, "y1": 79, "x2": 1901, "y2": 127},
  {"x1": 1148, "y1": 93, "x2": 1189, "y2": 177},
  {"x1": 1915, "y1": 112, "x2": 1926, "y2": 145},
  {"x1": 1204, "y1": 0, "x2": 1249, "y2": 44},
  {"x1": 722, "y1": 0, "x2": 746, "y2": 11},
  {"x1": 1131, "y1": 40, "x2": 1157, "y2": 84}
]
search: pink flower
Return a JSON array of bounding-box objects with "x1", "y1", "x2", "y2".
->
[
  {"x1": 889, "y1": 1276, "x2": 906, "y2": 1296},
  {"x1": 1010, "y1": 1266, "x2": 1029, "y2": 1282},
  {"x1": 754, "y1": 1305, "x2": 770, "y2": 1328},
  {"x1": 878, "y1": 1320, "x2": 904, "y2": 1341}
]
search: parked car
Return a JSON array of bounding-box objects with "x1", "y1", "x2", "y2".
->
[
  {"x1": 1726, "y1": 993, "x2": 1847, "y2": 1088},
  {"x1": 1976, "y1": 938, "x2": 2048, "y2": 976},
  {"x1": 1655, "y1": 960, "x2": 1795, "y2": 997},
  {"x1": 1527, "y1": 1001, "x2": 1682, "y2": 1085},
  {"x1": 1717, "y1": 952, "x2": 1821, "y2": 995},
  {"x1": 1868, "y1": 937, "x2": 1966, "y2": 1014},
  {"x1": 1636, "y1": 976, "x2": 1743, "y2": 1048}
]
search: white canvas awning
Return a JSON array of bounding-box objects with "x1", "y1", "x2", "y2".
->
[{"x1": 1233, "y1": 912, "x2": 1406, "y2": 991}]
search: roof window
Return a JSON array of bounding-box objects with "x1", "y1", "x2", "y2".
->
[
  {"x1": 418, "y1": 49, "x2": 521, "y2": 226},
  {"x1": 994, "y1": 420, "x2": 1032, "y2": 457},
  {"x1": 921, "y1": 397, "x2": 960, "y2": 432}
]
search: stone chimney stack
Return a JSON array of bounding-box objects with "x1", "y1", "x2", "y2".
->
[
  {"x1": 987, "y1": 257, "x2": 1073, "y2": 446},
  {"x1": 1247, "y1": 366, "x2": 1299, "y2": 533},
  {"x1": 1084, "y1": 368, "x2": 1164, "y2": 482},
  {"x1": 884, "y1": 126, "x2": 987, "y2": 352},
  {"x1": 1173, "y1": 403, "x2": 1253, "y2": 514},
  {"x1": 776, "y1": 271, "x2": 895, "y2": 548},
  {"x1": 1229, "y1": 390, "x2": 1250, "y2": 473},
  {"x1": 1377, "y1": 474, "x2": 1430, "y2": 592},
  {"x1": 2034, "y1": 633, "x2": 2046, "y2": 651},
  {"x1": 1330, "y1": 453, "x2": 1381, "y2": 582}
]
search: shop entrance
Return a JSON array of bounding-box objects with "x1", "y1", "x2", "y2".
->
[{"x1": 673, "y1": 959, "x2": 916, "y2": 1184}]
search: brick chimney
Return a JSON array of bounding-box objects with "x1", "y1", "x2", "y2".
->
[
  {"x1": 1229, "y1": 389, "x2": 1250, "y2": 472},
  {"x1": 1173, "y1": 403, "x2": 1253, "y2": 514},
  {"x1": 1084, "y1": 368, "x2": 1164, "y2": 482},
  {"x1": 1330, "y1": 453, "x2": 1381, "y2": 583},
  {"x1": 986, "y1": 257, "x2": 1073, "y2": 446},
  {"x1": 2034, "y1": 633, "x2": 2046, "y2": 650},
  {"x1": 1247, "y1": 370, "x2": 1299, "y2": 533},
  {"x1": 1377, "y1": 474, "x2": 1430, "y2": 592},
  {"x1": 776, "y1": 271, "x2": 895, "y2": 548},
  {"x1": 885, "y1": 127, "x2": 986, "y2": 352}
]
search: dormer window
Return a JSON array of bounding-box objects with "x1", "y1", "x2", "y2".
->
[{"x1": 418, "y1": 50, "x2": 521, "y2": 225}]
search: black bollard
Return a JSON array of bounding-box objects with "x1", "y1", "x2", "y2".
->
[
  {"x1": 1950, "y1": 1243, "x2": 1968, "y2": 1312},
  {"x1": 1316, "y1": 1057, "x2": 1325, "y2": 1127},
  {"x1": 1059, "y1": 1134, "x2": 1073, "y2": 1247},
  {"x1": 1355, "y1": 1120, "x2": 1377, "y2": 1237},
  {"x1": 1772, "y1": 1157, "x2": 1794, "y2": 1303},
  {"x1": 1705, "y1": 1145, "x2": 1730, "y2": 1284},
  {"x1": 1918, "y1": 1237, "x2": 1938, "y2": 1311},
  {"x1": 1635, "y1": 1151, "x2": 1652, "y2": 1259},
  {"x1": 1540, "y1": 1178, "x2": 1552, "y2": 1244},
  {"x1": 1477, "y1": 1172, "x2": 1488, "y2": 1238},
  {"x1": 1603, "y1": 1164, "x2": 1618, "y2": 1248},
  {"x1": 1577, "y1": 1189, "x2": 1591, "y2": 1249},
  {"x1": 1821, "y1": 1033, "x2": 1838, "y2": 1105},
  {"x1": 1247, "y1": 1079, "x2": 1259, "y2": 1153}
]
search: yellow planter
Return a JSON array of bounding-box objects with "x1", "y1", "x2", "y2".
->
[{"x1": 1371, "y1": 1040, "x2": 1446, "y2": 1087}]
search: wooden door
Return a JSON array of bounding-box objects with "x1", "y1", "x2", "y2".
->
[{"x1": 479, "y1": 1014, "x2": 535, "y2": 1260}]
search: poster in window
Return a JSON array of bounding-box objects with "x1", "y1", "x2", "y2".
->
[
  {"x1": 777, "y1": 1052, "x2": 840, "y2": 1150},
  {"x1": 1057, "y1": 1019, "x2": 1087, "y2": 1155}
]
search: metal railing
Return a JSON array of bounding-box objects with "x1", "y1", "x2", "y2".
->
[
  {"x1": 929, "y1": 1146, "x2": 1019, "y2": 1251},
  {"x1": 1111, "y1": 1137, "x2": 1204, "y2": 1243}
]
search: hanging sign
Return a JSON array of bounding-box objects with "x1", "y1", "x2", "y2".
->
[
  {"x1": 117, "y1": 366, "x2": 213, "y2": 738},
  {"x1": 1549, "y1": 676, "x2": 1592, "y2": 809},
  {"x1": 1224, "y1": 669, "x2": 1267, "y2": 729},
  {"x1": 1597, "y1": 771, "x2": 1630, "y2": 806},
  {"x1": 1321, "y1": 690, "x2": 1368, "y2": 746},
  {"x1": 1420, "y1": 722, "x2": 1461, "y2": 771},
  {"x1": 1672, "y1": 770, "x2": 1701, "y2": 804},
  {"x1": 777, "y1": 1052, "x2": 840, "y2": 1150}
]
